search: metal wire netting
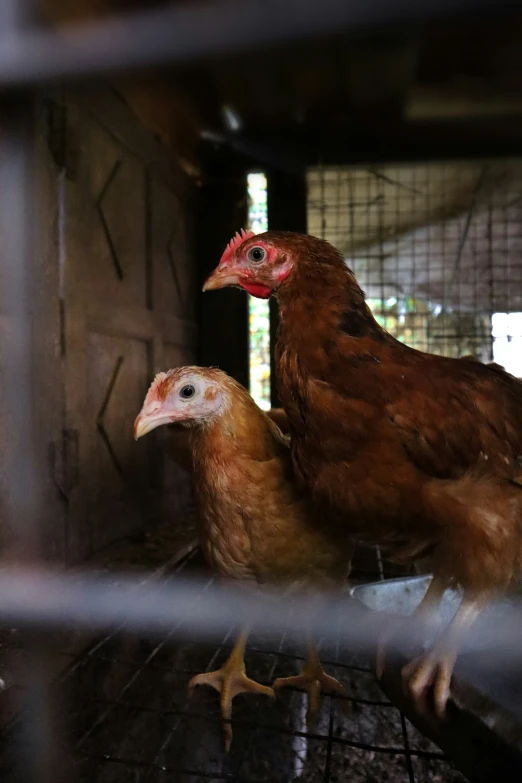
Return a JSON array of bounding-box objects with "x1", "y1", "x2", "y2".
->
[
  {"x1": 308, "y1": 162, "x2": 522, "y2": 372},
  {"x1": 0, "y1": 541, "x2": 465, "y2": 783}
]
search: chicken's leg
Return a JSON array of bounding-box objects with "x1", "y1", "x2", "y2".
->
[
  {"x1": 376, "y1": 574, "x2": 446, "y2": 679},
  {"x1": 188, "y1": 629, "x2": 275, "y2": 751},
  {"x1": 272, "y1": 640, "x2": 349, "y2": 725},
  {"x1": 401, "y1": 594, "x2": 486, "y2": 718}
]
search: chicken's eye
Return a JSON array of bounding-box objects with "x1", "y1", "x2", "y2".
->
[
  {"x1": 247, "y1": 246, "x2": 266, "y2": 264},
  {"x1": 179, "y1": 384, "x2": 195, "y2": 400}
]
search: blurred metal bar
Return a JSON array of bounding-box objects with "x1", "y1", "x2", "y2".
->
[
  {"x1": 0, "y1": 568, "x2": 522, "y2": 672},
  {"x1": 0, "y1": 0, "x2": 36, "y2": 27},
  {"x1": 0, "y1": 0, "x2": 514, "y2": 88},
  {"x1": 0, "y1": 97, "x2": 41, "y2": 561},
  {"x1": 0, "y1": 568, "x2": 341, "y2": 640},
  {"x1": 0, "y1": 0, "x2": 65, "y2": 770},
  {"x1": 0, "y1": 105, "x2": 57, "y2": 783}
]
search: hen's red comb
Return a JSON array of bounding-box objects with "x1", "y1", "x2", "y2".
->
[
  {"x1": 144, "y1": 371, "x2": 169, "y2": 404},
  {"x1": 219, "y1": 228, "x2": 256, "y2": 266}
]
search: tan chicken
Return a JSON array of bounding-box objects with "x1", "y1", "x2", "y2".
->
[{"x1": 134, "y1": 366, "x2": 353, "y2": 750}]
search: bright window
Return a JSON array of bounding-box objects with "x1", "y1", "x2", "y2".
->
[
  {"x1": 247, "y1": 172, "x2": 271, "y2": 409},
  {"x1": 492, "y1": 312, "x2": 522, "y2": 377}
]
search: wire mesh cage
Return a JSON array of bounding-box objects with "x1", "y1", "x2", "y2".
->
[
  {"x1": 0, "y1": 543, "x2": 467, "y2": 783},
  {"x1": 307, "y1": 162, "x2": 522, "y2": 372}
]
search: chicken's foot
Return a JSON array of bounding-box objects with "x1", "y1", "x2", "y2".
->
[
  {"x1": 272, "y1": 641, "x2": 349, "y2": 725},
  {"x1": 188, "y1": 629, "x2": 275, "y2": 752},
  {"x1": 376, "y1": 574, "x2": 446, "y2": 679},
  {"x1": 401, "y1": 594, "x2": 486, "y2": 719}
]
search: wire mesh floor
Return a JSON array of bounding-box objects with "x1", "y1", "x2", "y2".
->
[{"x1": 0, "y1": 541, "x2": 468, "y2": 783}]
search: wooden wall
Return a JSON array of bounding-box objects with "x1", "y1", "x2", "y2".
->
[
  {"x1": 42, "y1": 0, "x2": 203, "y2": 171},
  {"x1": 3, "y1": 84, "x2": 199, "y2": 566}
]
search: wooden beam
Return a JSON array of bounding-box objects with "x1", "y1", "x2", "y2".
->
[
  {"x1": 407, "y1": 86, "x2": 522, "y2": 120},
  {"x1": 208, "y1": 115, "x2": 522, "y2": 169}
]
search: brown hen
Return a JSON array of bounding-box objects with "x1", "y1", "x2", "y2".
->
[
  {"x1": 203, "y1": 229, "x2": 522, "y2": 717},
  {"x1": 134, "y1": 366, "x2": 352, "y2": 750}
]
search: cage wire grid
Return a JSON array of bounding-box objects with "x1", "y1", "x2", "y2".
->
[
  {"x1": 0, "y1": 544, "x2": 464, "y2": 783},
  {"x1": 307, "y1": 161, "x2": 522, "y2": 373}
]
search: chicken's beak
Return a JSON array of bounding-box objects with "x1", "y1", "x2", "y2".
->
[
  {"x1": 202, "y1": 265, "x2": 240, "y2": 292},
  {"x1": 134, "y1": 411, "x2": 173, "y2": 440}
]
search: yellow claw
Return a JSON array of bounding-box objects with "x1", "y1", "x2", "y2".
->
[
  {"x1": 272, "y1": 641, "x2": 349, "y2": 725},
  {"x1": 188, "y1": 630, "x2": 274, "y2": 752}
]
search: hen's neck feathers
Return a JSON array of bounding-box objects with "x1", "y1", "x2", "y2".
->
[
  {"x1": 277, "y1": 249, "x2": 399, "y2": 358},
  {"x1": 191, "y1": 382, "x2": 285, "y2": 468}
]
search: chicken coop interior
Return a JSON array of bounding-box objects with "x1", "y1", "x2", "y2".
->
[{"x1": 1, "y1": 2, "x2": 522, "y2": 782}]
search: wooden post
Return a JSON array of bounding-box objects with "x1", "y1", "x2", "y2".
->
[
  {"x1": 267, "y1": 169, "x2": 308, "y2": 406},
  {"x1": 196, "y1": 148, "x2": 249, "y2": 389}
]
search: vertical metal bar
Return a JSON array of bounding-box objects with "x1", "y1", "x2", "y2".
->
[
  {"x1": 0, "y1": 0, "x2": 28, "y2": 29},
  {"x1": 0, "y1": 0, "x2": 44, "y2": 560},
  {"x1": 0, "y1": 2, "x2": 66, "y2": 773},
  {"x1": 0, "y1": 92, "x2": 66, "y2": 783},
  {"x1": 0, "y1": 94, "x2": 52, "y2": 783},
  {"x1": 0, "y1": 96, "x2": 40, "y2": 561},
  {"x1": 374, "y1": 167, "x2": 387, "y2": 583}
]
